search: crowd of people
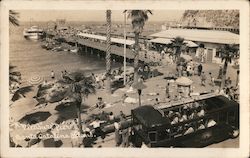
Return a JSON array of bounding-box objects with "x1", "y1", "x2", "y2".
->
[{"x1": 164, "y1": 101, "x2": 218, "y2": 136}]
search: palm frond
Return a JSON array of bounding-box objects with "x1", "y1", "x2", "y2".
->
[
  {"x1": 218, "y1": 44, "x2": 239, "y2": 63},
  {"x1": 125, "y1": 10, "x2": 152, "y2": 34},
  {"x1": 9, "y1": 10, "x2": 19, "y2": 26}
]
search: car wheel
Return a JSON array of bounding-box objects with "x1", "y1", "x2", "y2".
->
[{"x1": 230, "y1": 129, "x2": 239, "y2": 139}]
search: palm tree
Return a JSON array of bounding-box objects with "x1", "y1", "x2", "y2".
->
[
  {"x1": 170, "y1": 36, "x2": 187, "y2": 62},
  {"x1": 125, "y1": 10, "x2": 152, "y2": 82},
  {"x1": 105, "y1": 10, "x2": 112, "y2": 93},
  {"x1": 9, "y1": 65, "x2": 21, "y2": 86},
  {"x1": 70, "y1": 73, "x2": 96, "y2": 133},
  {"x1": 9, "y1": 10, "x2": 19, "y2": 26},
  {"x1": 218, "y1": 44, "x2": 239, "y2": 89}
]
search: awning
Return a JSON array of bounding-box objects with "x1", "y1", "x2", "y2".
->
[
  {"x1": 77, "y1": 33, "x2": 135, "y2": 46},
  {"x1": 149, "y1": 38, "x2": 198, "y2": 47},
  {"x1": 176, "y1": 77, "x2": 193, "y2": 86}
]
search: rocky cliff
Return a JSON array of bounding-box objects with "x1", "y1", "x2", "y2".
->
[{"x1": 181, "y1": 10, "x2": 239, "y2": 28}]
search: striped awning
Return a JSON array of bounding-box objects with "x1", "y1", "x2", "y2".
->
[{"x1": 149, "y1": 38, "x2": 198, "y2": 47}]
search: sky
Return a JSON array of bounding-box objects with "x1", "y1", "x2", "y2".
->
[{"x1": 17, "y1": 10, "x2": 185, "y2": 22}]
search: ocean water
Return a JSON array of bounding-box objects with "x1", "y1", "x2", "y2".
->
[{"x1": 9, "y1": 23, "x2": 121, "y2": 83}]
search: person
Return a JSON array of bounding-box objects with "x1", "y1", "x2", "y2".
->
[
  {"x1": 138, "y1": 75, "x2": 144, "y2": 83},
  {"x1": 51, "y1": 70, "x2": 55, "y2": 79},
  {"x1": 197, "y1": 64, "x2": 203, "y2": 76},
  {"x1": 70, "y1": 127, "x2": 83, "y2": 147},
  {"x1": 101, "y1": 73, "x2": 106, "y2": 88},
  {"x1": 218, "y1": 65, "x2": 223, "y2": 79},
  {"x1": 64, "y1": 70, "x2": 68, "y2": 76},
  {"x1": 95, "y1": 97, "x2": 106, "y2": 109},
  {"x1": 122, "y1": 93, "x2": 128, "y2": 103},
  {"x1": 201, "y1": 72, "x2": 206, "y2": 86},
  {"x1": 91, "y1": 73, "x2": 96, "y2": 83},
  {"x1": 114, "y1": 121, "x2": 122, "y2": 146},
  {"x1": 209, "y1": 72, "x2": 215, "y2": 86},
  {"x1": 198, "y1": 121, "x2": 206, "y2": 130},
  {"x1": 177, "y1": 64, "x2": 182, "y2": 77},
  {"x1": 165, "y1": 82, "x2": 170, "y2": 99},
  {"x1": 119, "y1": 111, "x2": 126, "y2": 122},
  {"x1": 179, "y1": 111, "x2": 188, "y2": 122},
  {"x1": 61, "y1": 71, "x2": 65, "y2": 79},
  {"x1": 108, "y1": 112, "x2": 115, "y2": 122},
  {"x1": 197, "y1": 106, "x2": 205, "y2": 117},
  {"x1": 161, "y1": 49, "x2": 165, "y2": 59},
  {"x1": 89, "y1": 117, "x2": 105, "y2": 141},
  {"x1": 184, "y1": 124, "x2": 194, "y2": 135},
  {"x1": 154, "y1": 98, "x2": 160, "y2": 106},
  {"x1": 171, "y1": 114, "x2": 179, "y2": 125},
  {"x1": 186, "y1": 64, "x2": 192, "y2": 76},
  {"x1": 95, "y1": 75, "x2": 101, "y2": 89},
  {"x1": 225, "y1": 77, "x2": 232, "y2": 87},
  {"x1": 207, "y1": 119, "x2": 217, "y2": 127},
  {"x1": 122, "y1": 126, "x2": 130, "y2": 147}
]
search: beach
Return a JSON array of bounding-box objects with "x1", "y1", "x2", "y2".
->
[{"x1": 9, "y1": 21, "x2": 239, "y2": 148}]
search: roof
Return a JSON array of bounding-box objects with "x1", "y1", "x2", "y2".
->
[
  {"x1": 132, "y1": 105, "x2": 170, "y2": 128},
  {"x1": 175, "y1": 77, "x2": 193, "y2": 86},
  {"x1": 149, "y1": 38, "x2": 198, "y2": 47},
  {"x1": 75, "y1": 38, "x2": 135, "y2": 59},
  {"x1": 149, "y1": 28, "x2": 239, "y2": 44},
  {"x1": 77, "y1": 33, "x2": 135, "y2": 46},
  {"x1": 205, "y1": 95, "x2": 239, "y2": 108},
  {"x1": 156, "y1": 94, "x2": 238, "y2": 112}
]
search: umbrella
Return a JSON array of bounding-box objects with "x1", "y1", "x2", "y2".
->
[
  {"x1": 10, "y1": 98, "x2": 38, "y2": 120},
  {"x1": 28, "y1": 75, "x2": 44, "y2": 85},
  {"x1": 176, "y1": 77, "x2": 193, "y2": 86},
  {"x1": 180, "y1": 54, "x2": 193, "y2": 61},
  {"x1": 11, "y1": 86, "x2": 33, "y2": 102},
  {"x1": 19, "y1": 111, "x2": 51, "y2": 125}
]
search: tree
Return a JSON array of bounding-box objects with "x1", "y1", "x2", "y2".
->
[
  {"x1": 70, "y1": 73, "x2": 96, "y2": 133},
  {"x1": 218, "y1": 44, "x2": 239, "y2": 89},
  {"x1": 170, "y1": 36, "x2": 187, "y2": 62},
  {"x1": 105, "y1": 10, "x2": 112, "y2": 93},
  {"x1": 125, "y1": 10, "x2": 152, "y2": 83},
  {"x1": 9, "y1": 10, "x2": 19, "y2": 26}
]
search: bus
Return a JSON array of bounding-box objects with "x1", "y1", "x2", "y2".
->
[{"x1": 131, "y1": 94, "x2": 239, "y2": 147}]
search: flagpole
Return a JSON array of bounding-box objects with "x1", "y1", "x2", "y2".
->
[{"x1": 123, "y1": 11, "x2": 127, "y2": 85}]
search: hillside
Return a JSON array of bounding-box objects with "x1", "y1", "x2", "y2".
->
[{"x1": 181, "y1": 10, "x2": 239, "y2": 28}]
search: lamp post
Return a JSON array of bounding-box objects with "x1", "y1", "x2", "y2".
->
[
  {"x1": 123, "y1": 11, "x2": 127, "y2": 85},
  {"x1": 132, "y1": 80, "x2": 147, "y2": 107}
]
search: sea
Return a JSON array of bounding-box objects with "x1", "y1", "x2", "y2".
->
[{"x1": 9, "y1": 21, "x2": 123, "y2": 83}]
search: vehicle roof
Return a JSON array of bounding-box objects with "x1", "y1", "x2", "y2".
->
[
  {"x1": 156, "y1": 94, "x2": 238, "y2": 111},
  {"x1": 132, "y1": 105, "x2": 170, "y2": 129},
  {"x1": 205, "y1": 95, "x2": 239, "y2": 108}
]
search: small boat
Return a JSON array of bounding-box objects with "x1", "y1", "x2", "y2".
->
[
  {"x1": 23, "y1": 26, "x2": 44, "y2": 40},
  {"x1": 70, "y1": 47, "x2": 79, "y2": 53}
]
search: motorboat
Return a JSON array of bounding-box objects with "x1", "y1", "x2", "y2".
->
[{"x1": 23, "y1": 26, "x2": 44, "y2": 40}]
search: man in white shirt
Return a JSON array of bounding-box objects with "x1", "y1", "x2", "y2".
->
[{"x1": 89, "y1": 118, "x2": 105, "y2": 141}]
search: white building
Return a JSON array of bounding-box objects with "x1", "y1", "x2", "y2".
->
[{"x1": 149, "y1": 28, "x2": 239, "y2": 64}]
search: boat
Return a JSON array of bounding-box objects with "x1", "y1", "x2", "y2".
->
[
  {"x1": 70, "y1": 47, "x2": 79, "y2": 53},
  {"x1": 23, "y1": 26, "x2": 44, "y2": 40}
]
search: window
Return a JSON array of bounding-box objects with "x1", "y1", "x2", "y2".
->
[
  {"x1": 148, "y1": 132, "x2": 157, "y2": 142},
  {"x1": 215, "y1": 49, "x2": 220, "y2": 57}
]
